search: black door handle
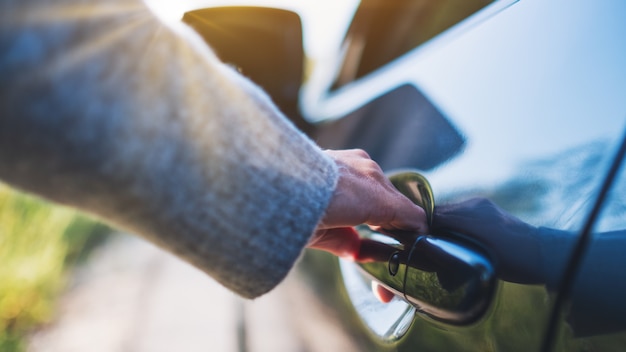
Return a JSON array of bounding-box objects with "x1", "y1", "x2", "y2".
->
[{"x1": 352, "y1": 171, "x2": 496, "y2": 325}]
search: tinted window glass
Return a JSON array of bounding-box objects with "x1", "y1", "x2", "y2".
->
[
  {"x1": 331, "y1": 0, "x2": 496, "y2": 90},
  {"x1": 315, "y1": 85, "x2": 464, "y2": 171}
]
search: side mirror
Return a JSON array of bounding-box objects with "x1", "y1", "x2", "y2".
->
[{"x1": 182, "y1": 7, "x2": 312, "y2": 134}]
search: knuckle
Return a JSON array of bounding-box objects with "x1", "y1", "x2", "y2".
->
[{"x1": 351, "y1": 148, "x2": 371, "y2": 159}]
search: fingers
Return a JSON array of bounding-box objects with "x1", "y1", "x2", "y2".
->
[
  {"x1": 311, "y1": 149, "x2": 430, "y2": 304},
  {"x1": 385, "y1": 194, "x2": 429, "y2": 233},
  {"x1": 307, "y1": 227, "x2": 361, "y2": 259},
  {"x1": 308, "y1": 229, "x2": 400, "y2": 304},
  {"x1": 372, "y1": 282, "x2": 396, "y2": 303},
  {"x1": 321, "y1": 149, "x2": 429, "y2": 233}
]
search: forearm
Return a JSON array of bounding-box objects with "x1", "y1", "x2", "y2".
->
[{"x1": 0, "y1": 0, "x2": 338, "y2": 297}]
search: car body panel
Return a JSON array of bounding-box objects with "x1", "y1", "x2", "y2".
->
[
  {"x1": 309, "y1": 1, "x2": 626, "y2": 350},
  {"x1": 172, "y1": 0, "x2": 626, "y2": 350}
]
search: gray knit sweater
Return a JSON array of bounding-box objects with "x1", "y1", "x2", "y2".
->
[{"x1": 0, "y1": 0, "x2": 338, "y2": 298}]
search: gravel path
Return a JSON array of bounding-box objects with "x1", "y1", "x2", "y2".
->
[{"x1": 27, "y1": 234, "x2": 360, "y2": 352}]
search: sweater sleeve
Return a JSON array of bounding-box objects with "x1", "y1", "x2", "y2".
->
[{"x1": 0, "y1": 0, "x2": 338, "y2": 298}]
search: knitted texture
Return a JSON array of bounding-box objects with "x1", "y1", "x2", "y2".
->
[{"x1": 0, "y1": 0, "x2": 339, "y2": 298}]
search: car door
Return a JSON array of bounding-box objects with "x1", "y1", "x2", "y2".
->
[
  {"x1": 177, "y1": 0, "x2": 626, "y2": 350},
  {"x1": 305, "y1": 0, "x2": 626, "y2": 351}
]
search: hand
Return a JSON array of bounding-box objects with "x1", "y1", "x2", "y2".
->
[{"x1": 307, "y1": 149, "x2": 428, "y2": 259}]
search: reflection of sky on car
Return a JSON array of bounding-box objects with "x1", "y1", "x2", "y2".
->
[{"x1": 413, "y1": 0, "x2": 626, "y2": 191}]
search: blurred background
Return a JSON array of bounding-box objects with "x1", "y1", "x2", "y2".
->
[
  {"x1": 0, "y1": 184, "x2": 111, "y2": 351},
  {"x1": 0, "y1": 183, "x2": 365, "y2": 352},
  {"x1": 0, "y1": 1, "x2": 363, "y2": 351}
]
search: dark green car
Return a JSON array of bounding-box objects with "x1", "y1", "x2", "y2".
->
[{"x1": 181, "y1": 0, "x2": 626, "y2": 350}]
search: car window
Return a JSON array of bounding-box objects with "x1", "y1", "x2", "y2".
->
[
  {"x1": 315, "y1": 84, "x2": 465, "y2": 171},
  {"x1": 330, "y1": 0, "x2": 514, "y2": 90}
]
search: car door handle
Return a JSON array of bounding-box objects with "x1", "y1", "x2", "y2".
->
[{"x1": 353, "y1": 171, "x2": 496, "y2": 325}]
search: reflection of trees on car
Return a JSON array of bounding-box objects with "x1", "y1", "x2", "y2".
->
[
  {"x1": 438, "y1": 139, "x2": 617, "y2": 228},
  {"x1": 431, "y1": 138, "x2": 626, "y2": 340}
]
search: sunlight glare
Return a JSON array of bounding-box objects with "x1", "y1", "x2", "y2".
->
[{"x1": 142, "y1": 0, "x2": 359, "y2": 58}]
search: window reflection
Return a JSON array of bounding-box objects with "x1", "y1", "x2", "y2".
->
[
  {"x1": 315, "y1": 85, "x2": 465, "y2": 171},
  {"x1": 331, "y1": 0, "x2": 499, "y2": 90},
  {"x1": 431, "y1": 134, "x2": 626, "y2": 338}
]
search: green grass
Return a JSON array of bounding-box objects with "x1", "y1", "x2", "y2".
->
[{"x1": 0, "y1": 183, "x2": 110, "y2": 352}]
